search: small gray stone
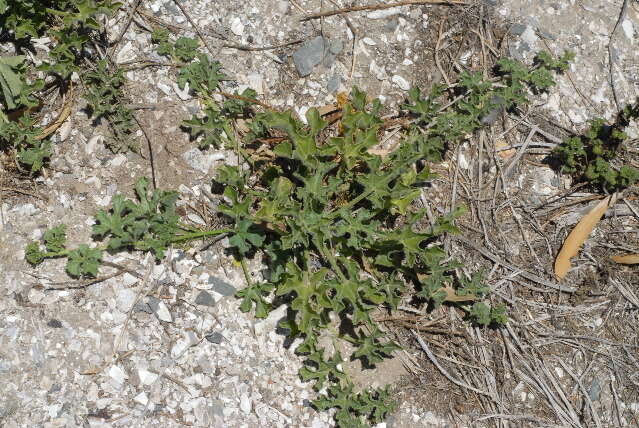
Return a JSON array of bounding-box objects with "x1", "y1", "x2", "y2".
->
[
  {"x1": 147, "y1": 297, "x2": 173, "y2": 322},
  {"x1": 195, "y1": 290, "x2": 216, "y2": 307},
  {"x1": 327, "y1": 73, "x2": 341, "y2": 93},
  {"x1": 133, "y1": 302, "x2": 153, "y2": 314},
  {"x1": 588, "y1": 377, "x2": 602, "y2": 401},
  {"x1": 508, "y1": 42, "x2": 529, "y2": 61},
  {"x1": 164, "y1": 2, "x2": 180, "y2": 15},
  {"x1": 205, "y1": 332, "x2": 224, "y2": 344},
  {"x1": 385, "y1": 414, "x2": 397, "y2": 428},
  {"x1": 147, "y1": 296, "x2": 160, "y2": 312},
  {"x1": 323, "y1": 52, "x2": 337, "y2": 68},
  {"x1": 292, "y1": 36, "x2": 326, "y2": 77},
  {"x1": 186, "y1": 104, "x2": 200, "y2": 115},
  {"x1": 208, "y1": 276, "x2": 237, "y2": 296},
  {"x1": 47, "y1": 319, "x2": 63, "y2": 328},
  {"x1": 384, "y1": 18, "x2": 399, "y2": 32},
  {"x1": 328, "y1": 39, "x2": 343, "y2": 55},
  {"x1": 182, "y1": 148, "x2": 210, "y2": 174},
  {"x1": 116, "y1": 287, "x2": 137, "y2": 312},
  {"x1": 510, "y1": 23, "x2": 527, "y2": 36}
]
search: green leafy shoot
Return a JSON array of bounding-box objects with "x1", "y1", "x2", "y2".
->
[
  {"x1": 0, "y1": 113, "x2": 51, "y2": 172},
  {"x1": 151, "y1": 28, "x2": 200, "y2": 63},
  {"x1": 551, "y1": 98, "x2": 639, "y2": 191},
  {"x1": 1, "y1": 0, "x2": 121, "y2": 170},
  {"x1": 215, "y1": 78, "x2": 561, "y2": 422},
  {"x1": 83, "y1": 59, "x2": 137, "y2": 152},
  {"x1": 25, "y1": 177, "x2": 231, "y2": 277}
]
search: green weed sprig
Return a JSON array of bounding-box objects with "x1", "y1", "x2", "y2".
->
[
  {"x1": 1, "y1": 0, "x2": 121, "y2": 171},
  {"x1": 26, "y1": 177, "x2": 230, "y2": 277},
  {"x1": 551, "y1": 100, "x2": 639, "y2": 191},
  {"x1": 83, "y1": 59, "x2": 137, "y2": 152}
]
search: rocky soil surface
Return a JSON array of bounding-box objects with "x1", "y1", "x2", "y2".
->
[{"x1": 1, "y1": 0, "x2": 638, "y2": 427}]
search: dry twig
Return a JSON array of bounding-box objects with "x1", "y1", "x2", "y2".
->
[{"x1": 300, "y1": 0, "x2": 468, "y2": 21}]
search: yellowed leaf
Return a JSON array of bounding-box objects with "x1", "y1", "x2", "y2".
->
[
  {"x1": 611, "y1": 254, "x2": 639, "y2": 265},
  {"x1": 336, "y1": 91, "x2": 349, "y2": 110},
  {"x1": 494, "y1": 138, "x2": 515, "y2": 160},
  {"x1": 554, "y1": 194, "x2": 618, "y2": 279},
  {"x1": 36, "y1": 85, "x2": 75, "y2": 141}
]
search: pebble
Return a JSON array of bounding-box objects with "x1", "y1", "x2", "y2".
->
[
  {"x1": 133, "y1": 302, "x2": 153, "y2": 314},
  {"x1": 239, "y1": 394, "x2": 252, "y2": 414},
  {"x1": 292, "y1": 36, "x2": 325, "y2": 77},
  {"x1": 11, "y1": 203, "x2": 38, "y2": 217},
  {"x1": 195, "y1": 290, "x2": 216, "y2": 307},
  {"x1": 327, "y1": 73, "x2": 340, "y2": 93},
  {"x1": 230, "y1": 17, "x2": 244, "y2": 36},
  {"x1": 370, "y1": 60, "x2": 388, "y2": 81},
  {"x1": 47, "y1": 319, "x2": 63, "y2": 328},
  {"x1": 133, "y1": 392, "x2": 149, "y2": 406},
  {"x1": 121, "y1": 272, "x2": 138, "y2": 287},
  {"x1": 115, "y1": 41, "x2": 135, "y2": 63},
  {"x1": 205, "y1": 332, "x2": 224, "y2": 344},
  {"x1": 589, "y1": 377, "x2": 602, "y2": 401},
  {"x1": 116, "y1": 288, "x2": 137, "y2": 312},
  {"x1": 187, "y1": 213, "x2": 206, "y2": 226},
  {"x1": 107, "y1": 365, "x2": 127, "y2": 386},
  {"x1": 182, "y1": 148, "x2": 213, "y2": 174},
  {"x1": 209, "y1": 277, "x2": 237, "y2": 296},
  {"x1": 147, "y1": 297, "x2": 173, "y2": 323},
  {"x1": 391, "y1": 75, "x2": 410, "y2": 91},
  {"x1": 138, "y1": 369, "x2": 159, "y2": 386},
  {"x1": 622, "y1": 19, "x2": 634, "y2": 41},
  {"x1": 328, "y1": 39, "x2": 343, "y2": 55},
  {"x1": 520, "y1": 26, "x2": 538, "y2": 46}
]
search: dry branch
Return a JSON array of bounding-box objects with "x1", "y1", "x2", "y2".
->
[{"x1": 300, "y1": 0, "x2": 468, "y2": 21}]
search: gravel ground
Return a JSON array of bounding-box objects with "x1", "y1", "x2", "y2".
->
[{"x1": 1, "y1": 0, "x2": 638, "y2": 427}]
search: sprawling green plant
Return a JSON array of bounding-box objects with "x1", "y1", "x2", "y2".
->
[
  {"x1": 551, "y1": 100, "x2": 639, "y2": 191},
  {"x1": 25, "y1": 50, "x2": 574, "y2": 426}
]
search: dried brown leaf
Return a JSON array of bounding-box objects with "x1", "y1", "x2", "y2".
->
[
  {"x1": 436, "y1": 285, "x2": 476, "y2": 302},
  {"x1": 554, "y1": 194, "x2": 618, "y2": 279},
  {"x1": 611, "y1": 254, "x2": 639, "y2": 265}
]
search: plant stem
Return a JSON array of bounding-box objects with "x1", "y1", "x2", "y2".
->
[
  {"x1": 170, "y1": 228, "x2": 233, "y2": 243},
  {"x1": 240, "y1": 257, "x2": 252, "y2": 286}
]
